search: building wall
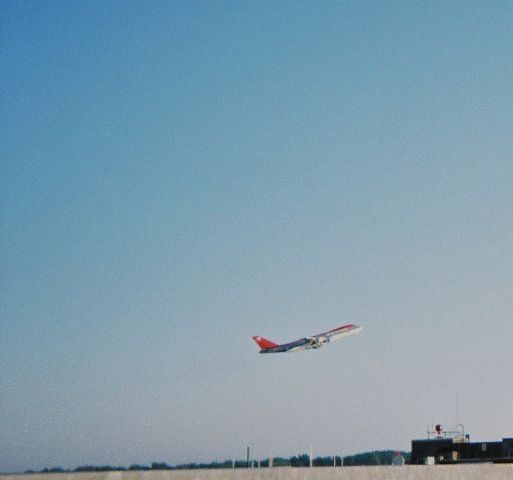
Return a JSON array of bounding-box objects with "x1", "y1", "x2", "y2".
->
[{"x1": 411, "y1": 438, "x2": 513, "y2": 465}]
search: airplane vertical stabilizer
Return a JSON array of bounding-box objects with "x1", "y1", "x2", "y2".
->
[{"x1": 252, "y1": 336, "x2": 279, "y2": 350}]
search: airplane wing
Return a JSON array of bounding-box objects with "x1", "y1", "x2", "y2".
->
[{"x1": 252, "y1": 324, "x2": 361, "y2": 354}]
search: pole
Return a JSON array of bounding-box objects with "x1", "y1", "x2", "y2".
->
[{"x1": 456, "y1": 392, "x2": 459, "y2": 426}]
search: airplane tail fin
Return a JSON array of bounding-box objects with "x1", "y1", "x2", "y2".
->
[{"x1": 252, "y1": 336, "x2": 279, "y2": 350}]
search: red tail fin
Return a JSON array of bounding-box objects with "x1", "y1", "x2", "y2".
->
[{"x1": 252, "y1": 336, "x2": 279, "y2": 350}]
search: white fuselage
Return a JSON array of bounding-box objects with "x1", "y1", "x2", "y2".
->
[
  {"x1": 254, "y1": 323, "x2": 362, "y2": 353},
  {"x1": 325, "y1": 325, "x2": 362, "y2": 342}
]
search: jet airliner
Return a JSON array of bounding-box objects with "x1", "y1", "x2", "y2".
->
[{"x1": 252, "y1": 324, "x2": 362, "y2": 353}]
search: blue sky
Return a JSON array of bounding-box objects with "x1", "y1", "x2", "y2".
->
[{"x1": 1, "y1": 0, "x2": 513, "y2": 473}]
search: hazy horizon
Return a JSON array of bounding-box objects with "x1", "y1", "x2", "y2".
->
[{"x1": 2, "y1": 0, "x2": 512, "y2": 474}]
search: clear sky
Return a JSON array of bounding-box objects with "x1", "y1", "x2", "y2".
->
[{"x1": 1, "y1": 0, "x2": 512, "y2": 473}]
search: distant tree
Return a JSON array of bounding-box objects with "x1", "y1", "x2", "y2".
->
[
  {"x1": 42, "y1": 467, "x2": 67, "y2": 473},
  {"x1": 74, "y1": 465, "x2": 122, "y2": 472},
  {"x1": 343, "y1": 450, "x2": 410, "y2": 466},
  {"x1": 271, "y1": 457, "x2": 291, "y2": 467},
  {"x1": 290, "y1": 454, "x2": 310, "y2": 467},
  {"x1": 128, "y1": 464, "x2": 150, "y2": 470},
  {"x1": 151, "y1": 462, "x2": 172, "y2": 470},
  {"x1": 175, "y1": 463, "x2": 199, "y2": 470},
  {"x1": 312, "y1": 456, "x2": 342, "y2": 466},
  {"x1": 74, "y1": 466, "x2": 95, "y2": 472}
]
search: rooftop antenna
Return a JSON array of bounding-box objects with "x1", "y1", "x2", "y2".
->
[{"x1": 456, "y1": 392, "x2": 459, "y2": 426}]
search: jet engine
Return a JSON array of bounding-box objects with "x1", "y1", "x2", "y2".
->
[{"x1": 308, "y1": 337, "x2": 325, "y2": 348}]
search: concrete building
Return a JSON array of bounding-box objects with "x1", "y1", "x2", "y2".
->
[{"x1": 411, "y1": 427, "x2": 513, "y2": 465}]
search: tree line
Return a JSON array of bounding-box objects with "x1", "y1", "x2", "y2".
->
[{"x1": 25, "y1": 450, "x2": 410, "y2": 473}]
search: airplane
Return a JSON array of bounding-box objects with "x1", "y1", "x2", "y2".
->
[{"x1": 252, "y1": 324, "x2": 362, "y2": 353}]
